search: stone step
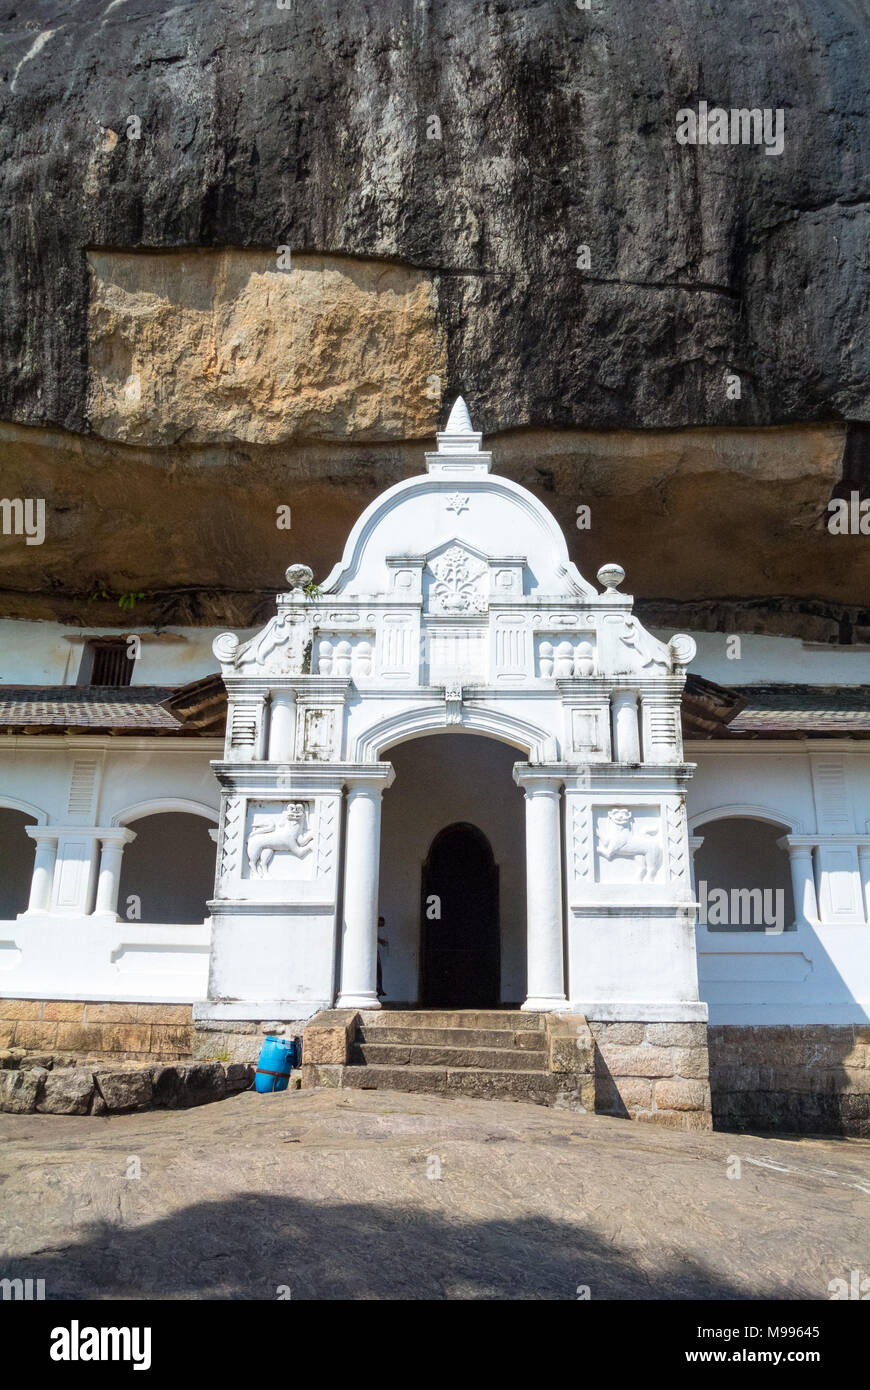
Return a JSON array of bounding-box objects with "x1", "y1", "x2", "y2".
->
[
  {"x1": 351, "y1": 1042, "x2": 549, "y2": 1071},
  {"x1": 355, "y1": 1025, "x2": 547, "y2": 1050},
  {"x1": 359, "y1": 1009, "x2": 543, "y2": 1031},
  {"x1": 339, "y1": 1064, "x2": 561, "y2": 1101}
]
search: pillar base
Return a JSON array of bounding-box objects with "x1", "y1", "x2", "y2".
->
[
  {"x1": 335, "y1": 992, "x2": 381, "y2": 1010},
  {"x1": 522, "y1": 995, "x2": 568, "y2": 1012}
]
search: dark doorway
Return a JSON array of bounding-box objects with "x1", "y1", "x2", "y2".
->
[{"x1": 421, "y1": 822, "x2": 500, "y2": 1008}]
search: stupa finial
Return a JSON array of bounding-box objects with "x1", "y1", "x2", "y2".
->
[{"x1": 444, "y1": 396, "x2": 474, "y2": 434}]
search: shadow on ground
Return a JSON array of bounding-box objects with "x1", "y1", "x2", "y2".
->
[{"x1": 4, "y1": 1192, "x2": 791, "y2": 1301}]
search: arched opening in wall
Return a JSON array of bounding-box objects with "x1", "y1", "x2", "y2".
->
[
  {"x1": 377, "y1": 733, "x2": 526, "y2": 1006},
  {"x1": 0, "y1": 809, "x2": 37, "y2": 918},
  {"x1": 694, "y1": 817, "x2": 794, "y2": 932},
  {"x1": 117, "y1": 813, "x2": 216, "y2": 925},
  {"x1": 422, "y1": 823, "x2": 499, "y2": 1008}
]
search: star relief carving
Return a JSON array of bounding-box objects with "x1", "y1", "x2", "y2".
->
[{"x1": 445, "y1": 492, "x2": 470, "y2": 515}]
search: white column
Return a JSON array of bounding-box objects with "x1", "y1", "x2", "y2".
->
[
  {"x1": 611, "y1": 689, "x2": 640, "y2": 762},
  {"x1": 336, "y1": 769, "x2": 394, "y2": 1009},
  {"x1": 22, "y1": 829, "x2": 59, "y2": 914},
  {"x1": 515, "y1": 771, "x2": 567, "y2": 1011},
  {"x1": 778, "y1": 837, "x2": 818, "y2": 928},
  {"x1": 268, "y1": 692, "x2": 296, "y2": 761},
  {"x1": 93, "y1": 829, "x2": 137, "y2": 918},
  {"x1": 858, "y1": 843, "x2": 870, "y2": 924}
]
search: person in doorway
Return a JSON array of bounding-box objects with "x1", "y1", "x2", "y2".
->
[{"x1": 377, "y1": 914, "x2": 388, "y2": 998}]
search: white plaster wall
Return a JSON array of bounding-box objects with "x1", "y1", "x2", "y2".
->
[
  {"x1": 378, "y1": 732, "x2": 527, "y2": 1003},
  {"x1": 686, "y1": 744, "x2": 870, "y2": 1024},
  {"x1": 0, "y1": 738, "x2": 219, "y2": 1002},
  {"x1": 685, "y1": 747, "x2": 817, "y2": 835},
  {"x1": 0, "y1": 620, "x2": 256, "y2": 686},
  {"x1": 653, "y1": 630, "x2": 870, "y2": 686}
]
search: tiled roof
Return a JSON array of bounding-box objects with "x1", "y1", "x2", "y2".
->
[
  {"x1": 0, "y1": 686, "x2": 185, "y2": 734},
  {"x1": 727, "y1": 684, "x2": 870, "y2": 736}
]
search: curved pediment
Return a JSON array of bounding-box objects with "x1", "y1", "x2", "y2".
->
[{"x1": 320, "y1": 401, "x2": 596, "y2": 602}]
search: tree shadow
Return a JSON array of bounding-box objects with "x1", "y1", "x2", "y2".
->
[{"x1": 3, "y1": 1191, "x2": 799, "y2": 1300}]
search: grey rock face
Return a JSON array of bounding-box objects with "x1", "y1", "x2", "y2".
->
[
  {"x1": 37, "y1": 1069, "x2": 95, "y2": 1116},
  {"x1": 1, "y1": 0, "x2": 870, "y2": 433}
]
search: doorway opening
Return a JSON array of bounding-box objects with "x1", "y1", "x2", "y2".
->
[{"x1": 421, "y1": 822, "x2": 500, "y2": 1008}]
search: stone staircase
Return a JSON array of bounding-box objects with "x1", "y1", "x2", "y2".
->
[{"x1": 301, "y1": 1008, "x2": 592, "y2": 1107}]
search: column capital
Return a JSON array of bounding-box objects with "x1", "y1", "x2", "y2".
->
[
  {"x1": 344, "y1": 764, "x2": 395, "y2": 794},
  {"x1": 777, "y1": 836, "x2": 815, "y2": 855},
  {"x1": 512, "y1": 765, "x2": 564, "y2": 794},
  {"x1": 25, "y1": 826, "x2": 59, "y2": 843},
  {"x1": 98, "y1": 828, "x2": 137, "y2": 848}
]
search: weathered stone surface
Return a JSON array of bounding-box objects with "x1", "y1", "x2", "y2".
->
[
  {"x1": 587, "y1": 1021, "x2": 645, "y2": 1046},
  {"x1": 149, "y1": 1066, "x2": 181, "y2": 1109},
  {"x1": 0, "y1": 1000, "x2": 42, "y2": 1021},
  {"x1": 86, "y1": 251, "x2": 445, "y2": 447},
  {"x1": 1, "y1": 6, "x2": 868, "y2": 636},
  {"x1": 595, "y1": 1044, "x2": 677, "y2": 1079},
  {"x1": 150, "y1": 1025, "x2": 194, "y2": 1055},
  {"x1": 1, "y1": 1089, "x2": 866, "y2": 1298},
  {"x1": 645, "y1": 1023, "x2": 708, "y2": 1049},
  {"x1": 178, "y1": 1063, "x2": 226, "y2": 1107},
  {"x1": 54, "y1": 1024, "x2": 106, "y2": 1053},
  {"x1": 225, "y1": 1064, "x2": 255, "y2": 1094},
  {"x1": 135, "y1": 1005, "x2": 193, "y2": 1025},
  {"x1": 0, "y1": 1068, "x2": 43, "y2": 1113},
  {"x1": 84, "y1": 1004, "x2": 138, "y2": 1024},
  {"x1": 37, "y1": 1069, "x2": 94, "y2": 1116},
  {"x1": 596, "y1": 1078, "x2": 654, "y2": 1113},
  {"x1": 654, "y1": 1079, "x2": 711, "y2": 1112},
  {"x1": 3, "y1": 1, "x2": 870, "y2": 435},
  {"x1": 302, "y1": 1011, "x2": 358, "y2": 1066},
  {"x1": 13, "y1": 1022, "x2": 58, "y2": 1051},
  {"x1": 42, "y1": 1002, "x2": 86, "y2": 1023},
  {"x1": 672, "y1": 1048, "x2": 711, "y2": 1081},
  {"x1": 96, "y1": 1069, "x2": 154, "y2": 1113}
]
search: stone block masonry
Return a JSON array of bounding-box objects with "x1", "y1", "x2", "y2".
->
[
  {"x1": 588, "y1": 1020, "x2": 713, "y2": 1132},
  {"x1": 0, "y1": 999, "x2": 194, "y2": 1061},
  {"x1": 709, "y1": 1025, "x2": 870, "y2": 1137}
]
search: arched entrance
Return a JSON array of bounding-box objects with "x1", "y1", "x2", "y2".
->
[{"x1": 421, "y1": 822, "x2": 500, "y2": 1008}]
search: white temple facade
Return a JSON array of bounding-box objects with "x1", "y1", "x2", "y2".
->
[
  {"x1": 203, "y1": 398, "x2": 701, "y2": 1024},
  {"x1": 2, "y1": 401, "x2": 870, "y2": 1130}
]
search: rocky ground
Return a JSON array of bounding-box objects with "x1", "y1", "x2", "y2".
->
[{"x1": 0, "y1": 1087, "x2": 867, "y2": 1300}]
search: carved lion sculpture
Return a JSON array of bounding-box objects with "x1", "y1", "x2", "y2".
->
[
  {"x1": 247, "y1": 802, "x2": 315, "y2": 878},
  {"x1": 597, "y1": 807, "x2": 662, "y2": 881}
]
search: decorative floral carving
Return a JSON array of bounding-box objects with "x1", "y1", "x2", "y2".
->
[{"x1": 430, "y1": 545, "x2": 487, "y2": 613}]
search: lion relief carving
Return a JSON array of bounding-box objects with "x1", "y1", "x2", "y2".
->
[
  {"x1": 597, "y1": 807, "x2": 662, "y2": 882},
  {"x1": 247, "y1": 802, "x2": 315, "y2": 878}
]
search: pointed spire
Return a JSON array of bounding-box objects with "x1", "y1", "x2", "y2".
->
[
  {"x1": 427, "y1": 393, "x2": 490, "y2": 472},
  {"x1": 444, "y1": 396, "x2": 474, "y2": 434}
]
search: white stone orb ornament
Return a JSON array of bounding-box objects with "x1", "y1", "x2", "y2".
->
[
  {"x1": 285, "y1": 563, "x2": 313, "y2": 591},
  {"x1": 597, "y1": 563, "x2": 625, "y2": 592}
]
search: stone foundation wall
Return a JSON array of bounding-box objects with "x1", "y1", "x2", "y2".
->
[
  {"x1": 709, "y1": 1025, "x2": 870, "y2": 1138},
  {"x1": 0, "y1": 999, "x2": 194, "y2": 1060},
  {"x1": 192, "y1": 1018, "x2": 306, "y2": 1066},
  {"x1": 588, "y1": 1020, "x2": 713, "y2": 1131}
]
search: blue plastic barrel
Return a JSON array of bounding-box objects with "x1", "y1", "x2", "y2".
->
[{"x1": 255, "y1": 1035, "x2": 296, "y2": 1093}]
